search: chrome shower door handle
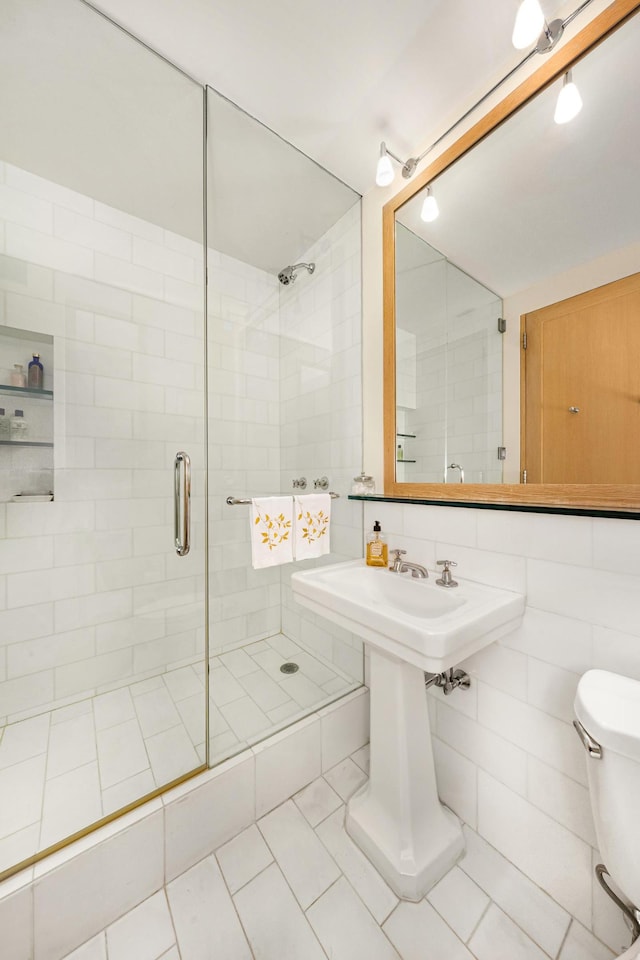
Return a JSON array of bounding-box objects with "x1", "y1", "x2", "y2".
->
[{"x1": 174, "y1": 451, "x2": 191, "y2": 556}]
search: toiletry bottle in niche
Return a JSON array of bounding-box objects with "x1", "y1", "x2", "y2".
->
[
  {"x1": 366, "y1": 520, "x2": 388, "y2": 568},
  {"x1": 11, "y1": 409, "x2": 27, "y2": 440},
  {"x1": 397, "y1": 444, "x2": 404, "y2": 461},
  {"x1": 10, "y1": 364, "x2": 27, "y2": 388},
  {"x1": 28, "y1": 353, "x2": 43, "y2": 389},
  {"x1": 0, "y1": 408, "x2": 9, "y2": 440}
]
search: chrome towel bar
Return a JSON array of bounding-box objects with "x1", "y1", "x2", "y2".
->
[{"x1": 226, "y1": 493, "x2": 340, "y2": 505}]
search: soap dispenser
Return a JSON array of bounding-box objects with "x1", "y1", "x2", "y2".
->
[{"x1": 366, "y1": 520, "x2": 388, "y2": 568}]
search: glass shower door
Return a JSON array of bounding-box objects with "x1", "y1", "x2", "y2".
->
[{"x1": 0, "y1": 0, "x2": 206, "y2": 879}]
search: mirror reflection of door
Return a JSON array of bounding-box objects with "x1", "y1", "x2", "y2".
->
[{"x1": 522, "y1": 272, "x2": 640, "y2": 483}]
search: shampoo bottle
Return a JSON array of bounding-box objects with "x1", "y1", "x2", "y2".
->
[{"x1": 366, "y1": 520, "x2": 388, "y2": 568}]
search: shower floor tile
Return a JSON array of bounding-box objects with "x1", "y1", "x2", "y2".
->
[
  {"x1": 0, "y1": 633, "x2": 360, "y2": 875},
  {"x1": 55, "y1": 745, "x2": 617, "y2": 960}
]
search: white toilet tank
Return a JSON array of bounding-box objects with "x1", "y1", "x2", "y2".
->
[{"x1": 575, "y1": 669, "x2": 640, "y2": 910}]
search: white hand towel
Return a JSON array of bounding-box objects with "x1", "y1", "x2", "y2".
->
[
  {"x1": 250, "y1": 497, "x2": 294, "y2": 569},
  {"x1": 294, "y1": 494, "x2": 331, "y2": 560}
]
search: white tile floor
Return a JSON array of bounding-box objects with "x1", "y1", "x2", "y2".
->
[
  {"x1": 0, "y1": 634, "x2": 359, "y2": 875},
  {"x1": 57, "y1": 745, "x2": 627, "y2": 960}
]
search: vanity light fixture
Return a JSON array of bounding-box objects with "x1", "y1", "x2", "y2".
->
[
  {"x1": 554, "y1": 70, "x2": 583, "y2": 124},
  {"x1": 375, "y1": 141, "x2": 428, "y2": 187},
  {"x1": 375, "y1": 142, "x2": 395, "y2": 186},
  {"x1": 512, "y1": 0, "x2": 546, "y2": 49},
  {"x1": 512, "y1": 0, "x2": 565, "y2": 54},
  {"x1": 420, "y1": 185, "x2": 439, "y2": 222},
  {"x1": 375, "y1": 0, "x2": 595, "y2": 188}
]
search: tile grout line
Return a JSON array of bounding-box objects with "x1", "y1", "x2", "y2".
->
[
  {"x1": 555, "y1": 917, "x2": 573, "y2": 960},
  {"x1": 161, "y1": 884, "x2": 184, "y2": 960}
]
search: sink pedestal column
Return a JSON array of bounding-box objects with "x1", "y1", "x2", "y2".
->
[{"x1": 346, "y1": 646, "x2": 464, "y2": 901}]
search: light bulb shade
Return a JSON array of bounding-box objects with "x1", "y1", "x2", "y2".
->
[
  {"x1": 376, "y1": 151, "x2": 395, "y2": 187},
  {"x1": 420, "y1": 188, "x2": 439, "y2": 223},
  {"x1": 512, "y1": 0, "x2": 545, "y2": 49},
  {"x1": 554, "y1": 74, "x2": 583, "y2": 124}
]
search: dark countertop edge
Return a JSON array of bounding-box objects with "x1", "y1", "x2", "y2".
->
[{"x1": 347, "y1": 495, "x2": 640, "y2": 520}]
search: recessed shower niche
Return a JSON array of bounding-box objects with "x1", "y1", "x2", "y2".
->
[{"x1": 0, "y1": 325, "x2": 54, "y2": 503}]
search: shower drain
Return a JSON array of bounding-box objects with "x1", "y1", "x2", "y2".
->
[{"x1": 280, "y1": 662, "x2": 299, "y2": 674}]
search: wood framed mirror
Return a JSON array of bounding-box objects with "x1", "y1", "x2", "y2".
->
[{"x1": 383, "y1": 0, "x2": 640, "y2": 511}]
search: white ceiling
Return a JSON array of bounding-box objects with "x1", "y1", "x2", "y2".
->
[{"x1": 89, "y1": 0, "x2": 570, "y2": 195}]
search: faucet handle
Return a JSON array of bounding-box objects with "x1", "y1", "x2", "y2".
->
[
  {"x1": 391, "y1": 549, "x2": 406, "y2": 559},
  {"x1": 436, "y1": 560, "x2": 458, "y2": 588}
]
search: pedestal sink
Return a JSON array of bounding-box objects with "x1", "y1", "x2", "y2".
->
[{"x1": 291, "y1": 559, "x2": 525, "y2": 900}]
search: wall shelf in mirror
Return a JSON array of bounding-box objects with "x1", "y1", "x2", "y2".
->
[{"x1": 383, "y1": 0, "x2": 640, "y2": 514}]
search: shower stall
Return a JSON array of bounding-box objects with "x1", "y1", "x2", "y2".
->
[{"x1": 0, "y1": 0, "x2": 363, "y2": 880}]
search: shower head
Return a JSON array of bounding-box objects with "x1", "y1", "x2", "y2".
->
[{"x1": 278, "y1": 262, "x2": 316, "y2": 286}]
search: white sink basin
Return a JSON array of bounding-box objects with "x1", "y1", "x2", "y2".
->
[{"x1": 291, "y1": 559, "x2": 525, "y2": 673}]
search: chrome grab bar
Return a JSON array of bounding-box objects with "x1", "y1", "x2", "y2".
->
[
  {"x1": 174, "y1": 452, "x2": 191, "y2": 556},
  {"x1": 227, "y1": 492, "x2": 340, "y2": 505}
]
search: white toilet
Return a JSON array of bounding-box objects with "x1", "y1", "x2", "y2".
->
[{"x1": 575, "y1": 670, "x2": 640, "y2": 959}]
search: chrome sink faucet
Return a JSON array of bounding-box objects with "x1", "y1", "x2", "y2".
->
[{"x1": 389, "y1": 549, "x2": 429, "y2": 579}]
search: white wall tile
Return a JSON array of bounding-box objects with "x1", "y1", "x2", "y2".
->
[
  {"x1": 462, "y1": 642, "x2": 527, "y2": 700},
  {"x1": 527, "y1": 658, "x2": 580, "y2": 724},
  {"x1": 33, "y1": 810, "x2": 164, "y2": 960},
  {"x1": 163, "y1": 752, "x2": 255, "y2": 882},
  {"x1": 502, "y1": 607, "x2": 593, "y2": 674},
  {"x1": 592, "y1": 626, "x2": 640, "y2": 681},
  {"x1": 593, "y1": 516, "x2": 640, "y2": 576},
  {"x1": 527, "y1": 756, "x2": 597, "y2": 847},
  {"x1": 54, "y1": 208, "x2": 132, "y2": 262},
  {"x1": 477, "y1": 511, "x2": 593, "y2": 566},
  {"x1": 477, "y1": 682, "x2": 587, "y2": 786},
  {"x1": 253, "y1": 715, "x2": 321, "y2": 818},
  {"x1": 6, "y1": 223, "x2": 94, "y2": 278},
  {"x1": 528, "y1": 559, "x2": 640, "y2": 638},
  {"x1": 477, "y1": 771, "x2": 592, "y2": 926},
  {"x1": 0, "y1": 183, "x2": 53, "y2": 233},
  {"x1": 319, "y1": 688, "x2": 368, "y2": 770},
  {"x1": 0, "y1": 884, "x2": 33, "y2": 960},
  {"x1": 436, "y1": 699, "x2": 527, "y2": 796},
  {"x1": 432, "y1": 738, "x2": 477, "y2": 828}
]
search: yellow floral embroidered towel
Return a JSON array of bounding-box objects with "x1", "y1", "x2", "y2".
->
[
  {"x1": 294, "y1": 494, "x2": 331, "y2": 560},
  {"x1": 250, "y1": 497, "x2": 294, "y2": 569}
]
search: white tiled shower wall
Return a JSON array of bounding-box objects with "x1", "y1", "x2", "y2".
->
[
  {"x1": 395, "y1": 254, "x2": 502, "y2": 485},
  {"x1": 208, "y1": 200, "x2": 364, "y2": 680},
  {"x1": 280, "y1": 202, "x2": 364, "y2": 681},
  {"x1": 364, "y1": 499, "x2": 640, "y2": 954},
  {"x1": 0, "y1": 158, "x2": 364, "y2": 726},
  {"x1": 0, "y1": 159, "x2": 207, "y2": 724}
]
